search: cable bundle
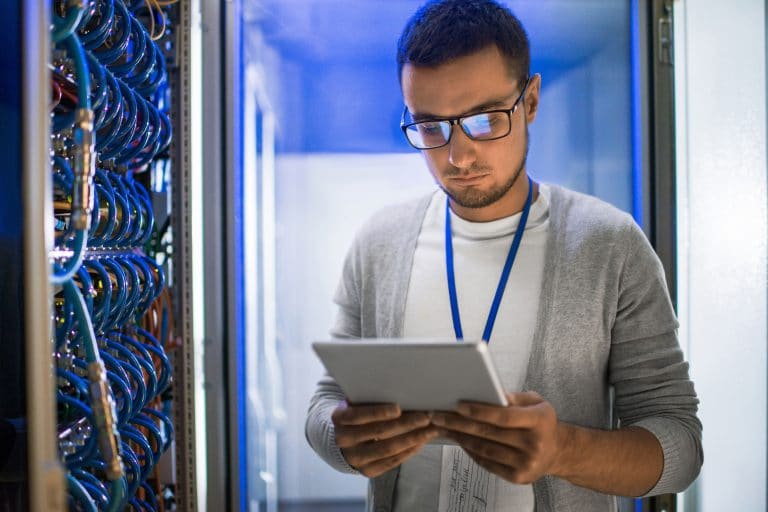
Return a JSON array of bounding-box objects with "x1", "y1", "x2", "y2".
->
[{"x1": 50, "y1": 0, "x2": 177, "y2": 510}]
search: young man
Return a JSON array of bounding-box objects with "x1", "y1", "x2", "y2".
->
[{"x1": 306, "y1": 1, "x2": 702, "y2": 510}]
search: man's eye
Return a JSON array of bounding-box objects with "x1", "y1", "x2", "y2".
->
[{"x1": 419, "y1": 123, "x2": 441, "y2": 134}]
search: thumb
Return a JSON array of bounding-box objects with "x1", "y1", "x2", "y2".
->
[{"x1": 506, "y1": 391, "x2": 543, "y2": 407}]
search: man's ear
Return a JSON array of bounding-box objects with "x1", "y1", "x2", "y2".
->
[{"x1": 524, "y1": 73, "x2": 542, "y2": 123}]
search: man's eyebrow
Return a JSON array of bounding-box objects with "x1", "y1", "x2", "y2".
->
[{"x1": 410, "y1": 94, "x2": 515, "y2": 122}]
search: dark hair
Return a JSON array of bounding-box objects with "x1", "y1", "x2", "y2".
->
[{"x1": 397, "y1": 0, "x2": 530, "y2": 84}]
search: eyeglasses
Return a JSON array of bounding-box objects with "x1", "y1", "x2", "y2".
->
[{"x1": 400, "y1": 77, "x2": 531, "y2": 150}]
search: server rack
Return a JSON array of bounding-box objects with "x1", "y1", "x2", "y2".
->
[{"x1": 9, "y1": 1, "x2": 207, "y2": 510}]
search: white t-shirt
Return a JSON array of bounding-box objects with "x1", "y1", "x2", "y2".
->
[{"x1": 394, "y1": 184, "x2": 551, "y2": 512}]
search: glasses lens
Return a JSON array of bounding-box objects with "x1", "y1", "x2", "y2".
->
[
  {"x1": 462, "y1": 112, "x2": 510, "y2": 140},
  {"x1": 406, "y1": 121, "x2": 451, "y2": 149}
]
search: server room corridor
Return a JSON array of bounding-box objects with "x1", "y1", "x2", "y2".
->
[{"x1": 1, "y1": 1, "x2": 766, "y2": 511}]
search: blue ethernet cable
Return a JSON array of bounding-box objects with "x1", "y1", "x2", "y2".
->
[{"x1": 67, "y1": 473, "x2": 98, "y2": 512}]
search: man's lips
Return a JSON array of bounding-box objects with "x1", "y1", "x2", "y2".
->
[{"x1": 448, "y1": 173, "x2": 489, "y2": 185}]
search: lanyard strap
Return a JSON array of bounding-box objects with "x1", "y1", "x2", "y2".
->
[{"x1": 445, "y1": 176, "x2": 534, "y2": 343}]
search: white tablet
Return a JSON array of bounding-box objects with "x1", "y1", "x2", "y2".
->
[{"x1": 312, "y1": 339, "x2": 508, "y2": 411}]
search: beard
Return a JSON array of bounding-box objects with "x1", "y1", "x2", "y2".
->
[{"x1": 439, "y1": 128, "x2": 529, "y2": 209}]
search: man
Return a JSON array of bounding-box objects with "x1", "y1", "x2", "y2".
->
[{"x1": 306, "y1": 1, "x2": 702, "y2": 510}]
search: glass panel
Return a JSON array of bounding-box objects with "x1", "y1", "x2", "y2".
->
[{"x1": 240, "y1": 1, "x2": 634, "y2": 508}]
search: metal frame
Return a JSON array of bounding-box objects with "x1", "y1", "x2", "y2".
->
[
  {"x1": 224, "y1": 0, "x2": 245, "y2": 509},
  {"x1": 200, "y1": 0, "x2": 230, "y2": 510},
  {"x1": 642, "y1": 2, "x2": 679, "y2": 511},
  {"x1": 648, "y1": 0, "x2": 678, "y2": 308},
  {"x1": 22, "y1": 1, "x2": 65, "y2": 510},
  {"x1": 171, "y1": 0, "x2": 207, "y2": 509}
]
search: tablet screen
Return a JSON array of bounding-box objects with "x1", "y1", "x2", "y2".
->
[{"x1": 312, "y1": 339, "x2": 508, "y2": 411}]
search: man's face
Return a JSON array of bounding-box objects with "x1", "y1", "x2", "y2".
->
[{"x1": 401, "y1": 45, "x2": 541, "y2": 221}]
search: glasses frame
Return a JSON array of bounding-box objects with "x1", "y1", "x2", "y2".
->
[{"x1": 400, "y1": 76, "x2": 531, "y2": 150}]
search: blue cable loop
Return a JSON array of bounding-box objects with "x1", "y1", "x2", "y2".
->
[
  {"x1": 141, "y1": 341, "x2": 170, "y2": 394},
  {"x1": 132, "y1": 182, "x2": 155, "y2": 246},
  {"x1": 136, "y1": 44, "x2": 167, "y2": 97},
  {"x1": 119, "y1": 424, "x2": 154, "y2": 481},
  {"x1": 52, "y1": 174, "x2": 74, "y2": 245},
  {"x1": 56, "y1": 368, "x2": 90, "y2": 402},
  {"x1": 131, "y1": 256, "x2": 155, "y2": 312},
  {"x1": 76, "y1": 1, "x2": 99, "y2": 40},
  {"x1": 116, "y1": 332, "x2": 158, "y2": 401},
  {"x1": 63, "y1": 34, "x2": 91, "y2": 109},
  {"x1": 55, "y1": 296, "x2": 75, "y2": 347},
  {"x1": 140, "y1": 482, "x2": 160, "y2": 510},
  {"x1": 143, "y1": 257, "x2": 165, "y2": 297},
  {"x1": 52, "y1": 1, "x2": 87, "y2": 43},
  {"x1": 111, "y1": 19, "x2": 148, "y2": 78},
  {"x1": 84, "y1": 259, "x2": 112, "y2": 330},
  {"x1": 89, "y1": 184, "x2": 101, "y2": 236},
  {"x1": 101, "y1": 259, "x2": 128, "y2": 326},
  {"x1": 108, "y1": 81, "x2": 139, "y2": 154},
  {"x1": 93, "y1": 0, "x2": 132, "y2": 65},
  {"x1": 124, "y1": 27, "x2": 156, "y2": 90},
  {"x1": 108, "y1": 183, "x2": 134, "y2": 246},
  {"x1": 72, "y1": 469, "x2": 110, "y2": 508},
  {"x1": 53, "y1": 155, "x2": 76, "y2": 182},
  {"x1": 75, "y1": 265, "x2": 96, "y2": 318},
  {"x1": 95, "y1": 72, "x2": 124, "y2": 148},
  {"x1": 107, "y1": 474, "x2": 128, "y2": 512},
  {"x1": 120, "y1": 96, "x2": 152, "y2": 163},
  {"x1": 79, "y1": 0, "x2": 116, "y2": 48},
  {"x1": 129, "y1": 497, "x2": 152, "y2": 511},
  {"x1": 120, "y1": 114, "x2": 155, "y2": 165},
  {"x1": 113, "y1": 258, "x2": 141, "y2": 323},
  {"x1": 142, "y1": 408, "x2": 173, "y2": 453},
  {"x1": 120, "y1": 441, "x2": 142, "y2": 498},
  {"x1": 96, "y1": 352, "x2": 134, "y2": 423},
  {"x1": 90, "y1": 182, "x2": 117, "y2": 246},
  {"x1": 119, "y1": 178, "x2": 148, "y2": 246},
  {"x1": 134, "y1": 328, "x2": 170, "y2": 393},
  {"x1": 130, "y1": 414, "x2": 163, "y2": 466},
  {"x1": 104, "y1": 337, "x2": 147, "y2": 413},
  {"x1": 51, "y1": 229, "x2": 88, "y2": 285},
  {"x1": 102, "y1": 81, "x2": 139, "y2": 160},
  {"x1": 67, "y1": 473, "x2": 98, "y2": 512},
  {"x1": 87, "y1": 53, "x2": 109, "y2": 124}
]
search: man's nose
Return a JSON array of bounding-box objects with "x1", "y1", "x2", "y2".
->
[{"x1": 447, "y1": 127, "x2": 478, "y2": 169}]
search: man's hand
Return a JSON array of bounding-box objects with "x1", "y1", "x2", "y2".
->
[
  {"x1": 431, "y1": 391, "x2": 564, "y2": 485},
  {"x1": 332, "y1": 402, "x2": 440, "y2": 478},
  {"x1": 431, "y1": 392, "x2": 665, "y2": 496}
]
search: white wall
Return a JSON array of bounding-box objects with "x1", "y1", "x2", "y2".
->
[
  {"x1": 675, "y1": 1, "x2": 767, "y2": 510},
  {"x1": 275, "y1": 153, "x2": 434, "y2": 501}
]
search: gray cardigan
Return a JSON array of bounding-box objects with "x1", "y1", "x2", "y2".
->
[{"x1": 306, "y1": 184, "x2": 702, "y2": 511}]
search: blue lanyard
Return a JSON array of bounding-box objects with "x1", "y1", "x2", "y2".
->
[{"x1": 445, "y1": 176, "x2": 534, "y2": 343}]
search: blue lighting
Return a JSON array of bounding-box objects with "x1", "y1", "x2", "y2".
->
[{"x1": 630, "y1": 0, "x2": 644, "y2": 226}]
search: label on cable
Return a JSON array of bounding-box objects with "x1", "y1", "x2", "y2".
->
[{"x1": 438, "y1": 445, "x2": 497, "y2": 512}]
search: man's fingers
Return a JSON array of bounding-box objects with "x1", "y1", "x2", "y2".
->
[
  {"x1": 358, "y1": 444, "x2": 423, "y2": 478},
  {"x1": 454, "y1": 397, "x2": 546, "y2": 428},
  {"x1": 332, "y1": 402, "x2": 401, "y2": 426},
  {"x1": 443, "y1": 429, "x2": 528, "y2": 470},
  {"x1": 463, "y1": 449, "x2": 531, "y2": 485},
  {"x1": 342, "y1": 426, "x2": 438, "y2": 471},
  {"x1": 335, "y1": 412, "x2": 431, "y2": 448},
  {"x1": 431, "y1": 412, "x2": 529, "y2": 449},
  {"x1": 505, "y1": 392, "x2": 544, "y2": 407}
]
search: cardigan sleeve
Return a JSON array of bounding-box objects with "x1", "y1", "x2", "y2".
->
[
  {"x1": 609, "y1": 221, "x2": 703, "y2": 495},
  {"x1": 304, "y1": 240, "x2": 362, "y2": 474}
]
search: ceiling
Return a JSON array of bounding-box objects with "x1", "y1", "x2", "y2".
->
[{"x1": 243, "y1": 0, "x2": 628, "y2": 66}]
